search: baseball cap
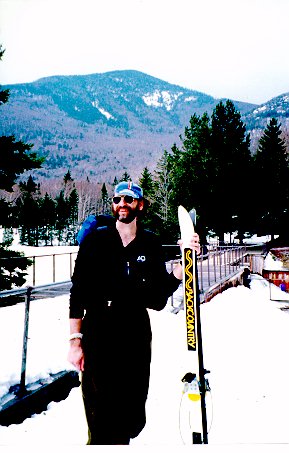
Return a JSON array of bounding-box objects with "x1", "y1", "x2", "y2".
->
[{"x1": 114, "y1": 181, "x2": 143, "y2": 199}]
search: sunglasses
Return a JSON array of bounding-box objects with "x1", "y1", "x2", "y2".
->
[{"x1": 112, "y1": 195, "x2": 135, "y2": 204}]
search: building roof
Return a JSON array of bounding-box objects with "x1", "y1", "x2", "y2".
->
[{"x1": 269, "y1": 247, "x2": 289, "y2": 270}]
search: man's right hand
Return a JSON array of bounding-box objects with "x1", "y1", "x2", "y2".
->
[{"x1": 68, "y1": 339, "x2": 85, "y2": 371}]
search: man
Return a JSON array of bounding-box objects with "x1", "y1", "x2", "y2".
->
[{"x1": 68, "y1": 181, "x2": 200, "y2": 445}]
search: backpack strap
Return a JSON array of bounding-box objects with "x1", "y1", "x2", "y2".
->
[{"x1": 76, "y1": 214, "x2": 114, "y2": 244}]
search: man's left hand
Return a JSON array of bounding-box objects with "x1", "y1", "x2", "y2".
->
[
  {"x1": 177, "y1": 232, "x2": 201, "y2": 255},
  {"x1": 173, "y1": 233, "x2": 201, "y2": 280}
]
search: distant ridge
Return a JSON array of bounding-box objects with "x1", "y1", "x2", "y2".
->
[{"x1": 1, "y1": 70, "x2": 288, "y2": 182}]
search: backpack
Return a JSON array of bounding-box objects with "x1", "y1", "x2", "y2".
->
[{"x1": 76, "y1": 214, "x2": 114, "y2": 245}]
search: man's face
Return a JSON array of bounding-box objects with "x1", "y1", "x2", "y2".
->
[{"x1": 112, "y1": 195, "x2": 143, "y2": 224}]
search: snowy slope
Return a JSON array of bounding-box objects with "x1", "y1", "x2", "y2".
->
[{"x1": 0, "y1": 277, "x2": 289, "y2": 447}]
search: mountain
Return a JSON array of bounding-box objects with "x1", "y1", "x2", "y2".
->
[
  {"x1": 243, "y1": 93, "x2": 289, "y2": 150},
  {"x1": 0, "y1": 70, "x2": 287, "y2": 183},
  {"x1": 244, "y1": 93, "x2": 289, "y2": 129}
]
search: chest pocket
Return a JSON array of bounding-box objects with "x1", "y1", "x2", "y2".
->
[{"x1": 128, "y1": 253, "x2": 153, "y2": 288}]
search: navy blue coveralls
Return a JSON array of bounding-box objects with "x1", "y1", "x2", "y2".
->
[{"x1": 69, "y1": 224, "x2": 180, "y2": 444}]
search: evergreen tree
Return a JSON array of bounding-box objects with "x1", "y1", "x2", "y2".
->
[
  {"x1": 120, "y1": 171, "x2": 131, "y2": 182},
  {"x1": 63, "y1": 170, "x2": 74, "y2": 198},
  {"x1": 19, "y1": 174, "x2": 39, "y2": 195},
  {"x1": 99, "y1": 183, "x2": 110, "y2": 215},
  {"x1": 17, "y1": 176, "x2": 41, "y2": 246},
  {"x1": 0, "y1": 45, "x2": 43, "y2": 288},
  {"x1": 154, "y1": 150, "x2": 174, "y2": 224},
  {"x1": 18, "y1": 193, "x2": 41, "y2": 246},
  {"x1": 0, "y1": 198, "x2": 12, "y2": 228},
  {"x1": 169, "y1": 113, "x2": 212, "y2": 243},
  {"x1": 253, "y1": 118, "x2": 289, "y2": 239},
  {"x1": 138, "y1": 167, "x2": 155, "y2": 199},
  {"x1": 67, "y1": 188, "x2": 79, "y2": 244},
  {"x1": 39, "y1": 193, "x2": 56, "y2": 245},
  {"x1": 210, "y1": 100, "x2": 251, "y2": 242},
  {"x1": 153, "y1": 102, "x2": 252, "y2": 244},
  {"x1": 0, "y1": 247, "x2": 32, "y2": 290},
  {"x1": 138, "y1": 166, "x2": 158, "y2": 232},
  {"x1": 68, "y1": 188, "x2": 79, "y2": 224},
  {"x1": 55, "y1": 190, "x2": 70, "y2": 243},
  {"x1": 63, "y1": 170, "x2": 73, "y2": 184},
  {"x1": 0, "y1": 136, "x2": 43, "y2": 192}
]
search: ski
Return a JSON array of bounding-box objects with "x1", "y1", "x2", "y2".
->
[{"x1": 178, "y1": 205, "x2": 209, "y2": 444}]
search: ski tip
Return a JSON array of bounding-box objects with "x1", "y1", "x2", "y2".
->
[
  {"x1": 178, "y1": 206, "x2": 197, "y2": 227},
  {"x1": 178, "y1": 205, "x2": 188, "y2": 218},
  {"x1": 178, "y1": 205, "x2": 195, "y2": 241},
  {"x1": 189, "y1": 208, "x2": 197, "y2": 226}
]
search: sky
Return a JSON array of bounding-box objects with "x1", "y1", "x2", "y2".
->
[{"x1": 0, "y1": 0, "x2": 289, "y2": 105}]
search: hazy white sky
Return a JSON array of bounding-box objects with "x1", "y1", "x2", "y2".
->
[{"x1": 0, "y1": 0, "x2": 289, "y2": 104}]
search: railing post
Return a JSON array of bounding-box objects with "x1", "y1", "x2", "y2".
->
[
  {"x1": 170, "y1": 260, "x2": 174, "y2": 307},
  {"x1": 207, "y1": 251, "x2": 210, "y2": 287},
  {"x1": 19, "y1": 286, "x2": 33, "y2": 396},
  {"x1": 32, "y1": 256, "x2": 36, "y2": 286},
  {"x1": 70, "y1": 253, "x2": 73, "y2": 278},
  {"x1": 53, "y1": 254, "x2": 56, "y2": 283},
  {"x1": 199, "y1": 254, "x2": 204, "y2": 293}
]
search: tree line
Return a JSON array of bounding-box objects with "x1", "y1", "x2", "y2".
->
[
  {"x1": 3, "y1": 105, "x2": 288, "y2": 249},
  {"x1": 138, "y1": 102, "x2": 289, "y2": 245},
  {"x1": 13, "y1": 173, "x2": 79, "y2": 246},
  {"x1": 1, "y1": 171, "x2": 131, "y2": 247}
]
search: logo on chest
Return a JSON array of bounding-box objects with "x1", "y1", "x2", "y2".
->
[{"x1": 137, "y1": 255, "x2": 146, "y2": 262}]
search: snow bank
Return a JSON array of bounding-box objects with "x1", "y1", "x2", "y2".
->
[{"x1": 0, "y1": 295, "x2": 74, "y2": 399}]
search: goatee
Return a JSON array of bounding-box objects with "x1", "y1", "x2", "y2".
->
[{"x1": 112, "y1": 205, "x2": 139, "y2": 224}]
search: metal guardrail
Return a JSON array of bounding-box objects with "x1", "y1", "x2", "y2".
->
[
  {"x1": 167, "y1": 244, "x2": 250, "y2": 288},
  {"x1": 0, "y1": 282, "x2": 72, "y2": 397},
  {"x1": 0, "y1": 245, "x2": 254, "y2": 291},
  {"x1": 197, "y1": 245, "x2": 249, "y2": 293},
  {"x1": 0, "y1": 252, "x2": 77, "y2": 287},
  {"x1": 166, "y1": 244, "x2": 254, "y2": 307}
]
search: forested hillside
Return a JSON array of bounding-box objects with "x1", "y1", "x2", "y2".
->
[{"x1": 0, "y1": 70, "x2": 258, "y2": 182}]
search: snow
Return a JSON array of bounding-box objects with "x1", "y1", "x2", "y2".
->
[
  {"x1": 92, "y1": 100, "x2": 114, "y2": 120},
  {"x1": 243, "y1": 234, "x2": 277, "y2": 245},
  {"x1": 184, "y1": 95, "x2": 197, "y2": 102},
  {"x1": 253, "y1": 105, "x2": 267, "y2": 114},
  {"x1": 142, "y1": 90, "x2": 181, "y2": 111},
  {"x1": 264, "y1": 252, "x2": 284, "y2": 271},
  {"x1": 1, "y1": 272, "x2": 289, "y2": 448}
]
